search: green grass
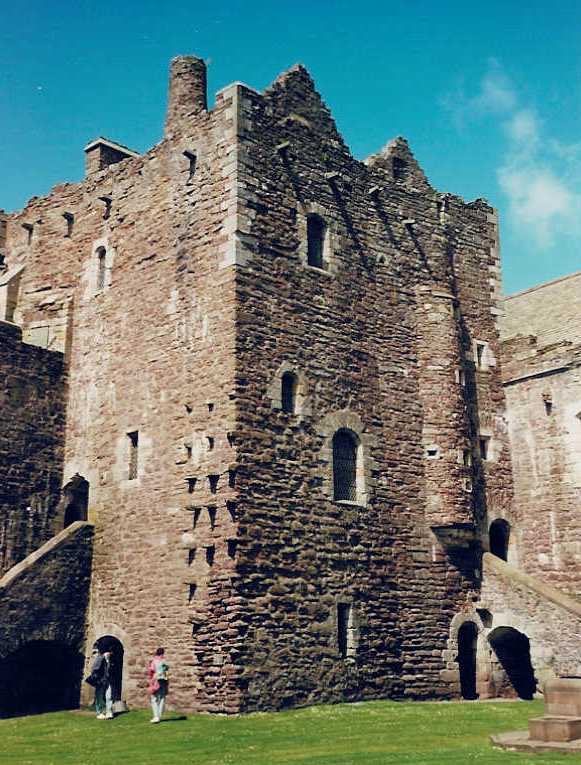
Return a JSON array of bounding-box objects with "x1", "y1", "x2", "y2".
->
[{"x1": 0, "y1": 699, "x2": 576, "y2": 765}]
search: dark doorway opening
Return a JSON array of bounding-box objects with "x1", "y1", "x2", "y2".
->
[
  {"x1": 457, "y1": 621, "x2": 479, "y2": 699},
  {"x1": 488, "y1": 626, "x2": 536, "y2": 699},
  {"x1": 95, "y1": 635, "x2": 124, "y2": 702},
  {"x1": 489, "y1": 519, "x2": 510, "y2": 561},
  {"x1": 62, "y1": 474, "x2": 89, "y2": 528},
  {"x1": 0, "y1": 641, "x2": 83, "y2": 718}
]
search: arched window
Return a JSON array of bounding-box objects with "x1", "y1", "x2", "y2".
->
[
  {"x1": 307, "y1": 215, "x2": 326, "y2": 268},
  {"x1": 333, "y1": 429, "x2": 358, "y2": 502},
  {"x1": 281, "y1": 372, "x2": 298, "y2": 414},
  {"x1": 96, "y1": 247, "x2": 107, "y2": 291}
]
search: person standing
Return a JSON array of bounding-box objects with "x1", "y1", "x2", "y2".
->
[
  {"x1": 147, "y1": 647, "x2": 169, "y2": 723},
  {"x1": 91, "y1": 646, "x2": 114, "y2": 720}
]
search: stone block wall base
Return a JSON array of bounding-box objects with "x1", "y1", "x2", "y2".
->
[
  {"x1": 529, "y1": 716, "x2": 581, "y2": 742},
  {"x1": 491, "y1": 731, "x2": 581, "y2": 753}
]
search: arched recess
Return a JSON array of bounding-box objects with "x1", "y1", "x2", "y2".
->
[
  {"x1": 0, "y1": 641, "x2": 83, "y2": 718},
  {"x1": 61, "y1": 474, "x2": 90, "y2": 528},
  {"x1": 318, "y1": 410, "x2": 375, "y2": 507},
  {"x1": 489, "y1": 519, "x2": 510, "y2": 561},
  {"x1": 267, "y1": 361, "x2": 310, "y2": 417},
  {"x1": 488, "y1": 626, "x2": 536, "y2": 700},
  {"x1": 95, "y1": 635, "x2": 124, "y2": 702},
  {"x1": 457, "y1": 621, "x2": 479, "y2": 699}
]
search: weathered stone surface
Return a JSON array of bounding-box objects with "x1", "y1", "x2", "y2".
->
[
  {"x1": 0, "y1": 321, "x2": 65, "y2": 576},
  {"x1": 3, "y1": 52, "x2": 572, "y2": 717}
]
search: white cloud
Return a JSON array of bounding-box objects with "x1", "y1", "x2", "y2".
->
[
  {"x1": 505, "y1": 109, "x2": 539, "y2": 147},
  {"x1": 473, "y1": 63, "x2": 516, "y2": 114},
  {"x1": 498, "y1": 165, "x2": 578, "y2": 247},
  {"x1": 449, "y1": 62, "x2": 581, "y2": 249}
]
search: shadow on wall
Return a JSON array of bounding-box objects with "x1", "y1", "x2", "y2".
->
[
  {"x1": 488, "y1": 626, "x2": 537, "y2": 700},
  {"x1": 0, "y1": 641, "x2": 84, "y2": 718}
]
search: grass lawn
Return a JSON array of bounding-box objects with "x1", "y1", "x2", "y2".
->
[{"x1": 0, "y1": 699, "x2": 576, "y2": 765}]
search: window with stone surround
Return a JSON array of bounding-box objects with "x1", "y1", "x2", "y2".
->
[
  {"x1": 281, "y1": 371, "x2": 298, "y2": 414},
  {"x1": 337, "y1": 602, "x2": 358, "y2": 658},
  {"x1": 96, "y1": 247, "x2": 107, "y2": 291},
  {"x1": 127, "y1": 431, "x2": 139, "y2": 480},
  {"x1": 307, "y1": 214, "x2": 326, "y2": 268},
  {"x1": 333, "y1": 429, "x2": 359, "y2": 502},
  {"x1": 474, "y1": 340, "x2": 488, "y2": 369}
]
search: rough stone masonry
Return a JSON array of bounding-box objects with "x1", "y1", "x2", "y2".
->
[{"x1": 0, "y1": 54, "x2": 578, "y2": 716}]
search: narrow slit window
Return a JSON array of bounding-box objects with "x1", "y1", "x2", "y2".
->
[
  {"x1": 479, "y1": 437, "x2": 490, "y2": 461},
  {"x1": 281, "y1": 371, "x2": 298, "y2": 414},
  {"x1": 475, "y1": 342, "x2": 486, "y2": 369},
  {"x1": 307, "y1": 214, "x2": 325, "y2": 268},
  {"x1": 337, "y1": 603, "x2": 357, "y2": 658},
  {"x1": 333, "y1": 429, "x2": 358, "y2": 502},
  {"x1": 96, "y1": 247, "x2": 107, "y2": 291},
  {"x1": 63, "y1": 212, "x2": 74, "y2": 237},
  {"x1": 128, "y1": 431, "x2": 139, "y2": 480},
  {"x1": 183, "y1": 150, "x2": 197, "y2": 178}
]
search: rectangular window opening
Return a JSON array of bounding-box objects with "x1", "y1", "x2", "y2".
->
[
  {"x1": 183, "y1": 150, "x2": 197, "y2": 178},
  {"x1": 127, "y1": 431, "x2": 139, "y2": 480},
  {"x1": 337, "y1": 603, "x2": 352, "y2": 658},
  {"x1": 63, "y1": 212, "x2": 74, "y2": 237},
  {"x1": 475, "y1": 342, "x2": 486, "y2": 369},
  {"x1": 479, "y1": 437, "x2": 490, "y2": 461}
]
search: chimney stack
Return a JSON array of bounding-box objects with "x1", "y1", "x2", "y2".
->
[{"x1": 165, "y1": 56, "x2": 207, "y2": 139}]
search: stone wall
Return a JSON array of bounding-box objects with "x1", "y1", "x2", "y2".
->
[
  {"x1": 502, "y1": 280, "x2": 581, "y2": 597},
  {"x1": 2, "y1": 57, "x2": 245, "y2": 714},
  {"x1": 1, "y1": 54, "x2": 517, "y2": 714},
  {"x1": 0, "y1": 321, "x2": 65, "y2": 575},
  {"x1": 0, "y1": 521, "x2": 93, "y2": 716},
  {"x1": 479, "y1": 553, "x2": 581, "y2": 686},
  {"x1": 226, "y1": 65, "x2": 512, "y2": 709}
]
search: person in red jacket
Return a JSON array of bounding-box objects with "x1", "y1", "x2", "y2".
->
[{"x1": 147, "y1": 647, "x2": 169, "y2": 723}]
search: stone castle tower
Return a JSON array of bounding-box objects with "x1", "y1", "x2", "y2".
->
[{"x1": 1, "y1": 56, "x2": 578, "y2": 717}]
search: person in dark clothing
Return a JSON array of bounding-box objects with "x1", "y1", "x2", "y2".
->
[{"x1": 91, "y1": 646, "x2": 113, "y2": 719}]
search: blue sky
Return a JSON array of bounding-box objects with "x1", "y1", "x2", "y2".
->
[{"x1": 1, "y1": 0, "x2": 579, "y2": 294}]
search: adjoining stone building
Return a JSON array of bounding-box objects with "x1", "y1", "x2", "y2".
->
[{"x1": 0, "y1": 55, "x2": 579, "y2": 716}]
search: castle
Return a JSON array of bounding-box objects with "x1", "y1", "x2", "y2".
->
[{"x1": 1, "y1": 55, "x2": 581, "y2": 717}]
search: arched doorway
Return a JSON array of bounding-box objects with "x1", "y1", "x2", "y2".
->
[
  {"x1": 0, "y1": 641, "x2": 83, "y2": 718},
  {"x1": 489, "y1": 519, "x2": 510, "y2": 561},
  {"x1": 488, "y1": 626, "x2": 536, "y2": 699},
  {"x1": 457, "y1": 621, "x2": 479, "y2": 700},
  {"x1": 62, "y1": 475, "x2": 89, "y2": 528},
  {"x1": 95, "y1": 635, "x2": 124, "y2": 702}
]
